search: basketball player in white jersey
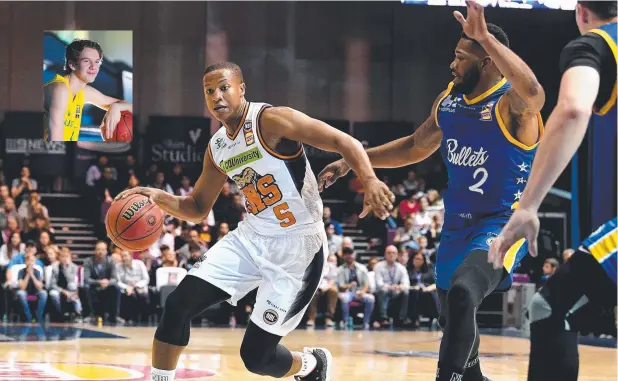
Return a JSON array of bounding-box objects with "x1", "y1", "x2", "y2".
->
[{"x1": 116, "y1": 61, "x2": 394, "y2": 381}]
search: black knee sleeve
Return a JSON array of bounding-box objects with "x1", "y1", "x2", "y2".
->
[
  {"x1": 240, "y1": 321, "x2": 293, "y2": 378},
  {"x1": 154, "y1": 276, "x2": 230, "y2": 346}
]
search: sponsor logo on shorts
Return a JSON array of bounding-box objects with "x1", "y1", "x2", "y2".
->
[
  {"x1": 121, "y1": 200, "x2": 150, "y2": 221},
  {"x1": 266, "y1": 300, "x2": 288, "y2": 314},
  {"x1": 219, "y1": 147, "x2": 263, "y2": 173},
  {"x1": 263, "y1": 309, "x2": 279, "y2": 325}
]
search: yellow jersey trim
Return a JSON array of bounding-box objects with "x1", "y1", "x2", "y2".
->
[
  {"x1": 588, "y1": 228, "x2": 618, "y2": 264},
  {"x1": 495, "y1": 96, "x2": 545, "y2": 151},
  {"x1": 503, "y1": 238, "x2": 526, "y2": 273},
  {"x1": 434, "y1": 82, "x2": 455, "y2": 128},
  {"x1": 589, "y1": 28, "x2": 617, "y2": 116},
  {"x1": 463, "y1": 77, "x2": 507, "y2": 105}
]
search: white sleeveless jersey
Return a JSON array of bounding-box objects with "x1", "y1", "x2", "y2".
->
[{"x1": 208, "y1": 102, "x2": 324, "y2": 236}]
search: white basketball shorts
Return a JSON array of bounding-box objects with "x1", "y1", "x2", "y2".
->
[{"x1": 188, "y1": 220, "x2": 328, "y2": 336}]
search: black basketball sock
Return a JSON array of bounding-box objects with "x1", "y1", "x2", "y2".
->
[{"x1": 436, "y1": 362, "x2": 464, "y2": 381}]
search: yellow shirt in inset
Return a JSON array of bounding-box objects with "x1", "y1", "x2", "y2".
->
[{"x1": 43, "y1": 74, "x2": 85, "y2": 141}]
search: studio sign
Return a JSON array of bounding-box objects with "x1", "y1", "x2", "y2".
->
[{"x1": 150, "y1": 128, "x2": 204, "y2": 164}]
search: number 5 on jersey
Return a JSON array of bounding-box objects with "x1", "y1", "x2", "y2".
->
[{"x1": 238, "y1": 171, "x2": 297, "y2": 227}]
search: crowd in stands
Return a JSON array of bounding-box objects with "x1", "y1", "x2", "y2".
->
[{"x1": 0, "y1": 155, "x2": 609, "y2": 336}]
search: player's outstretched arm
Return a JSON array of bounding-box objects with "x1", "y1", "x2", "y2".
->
[
  {"x1": 489, "y1": 66, "x2": 600, "y2": 267},
  {"x1": 115, "y1": 147, "x2": 227, "y2": 223},
  {"x1": 260, "y1": 106, "x2": 394, "y2": 219},
  {"x1": 48, "y1": 82, "x2": 70, "y2": 141},
  {"x1": 455, "y1": 0, "x2": 545, "y2": 114},
  {"x1": 84, "y1": 86, "x2": 133, "y2": 140},
  {"x1": 317, "y1": 91, "x2": 445, "y2": 190}
]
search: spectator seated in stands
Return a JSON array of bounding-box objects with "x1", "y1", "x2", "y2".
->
[
  {"x1": 18, "y1": 191, "x2": 49, "y2": 230},
  {"x1": 407, "y1": 251, "x2": 438, "y2": 328},
  {"x1": 150, "y1": 171, "x2": 173, "y2": 194},
  {"x1": 397, "y1": 193, "x2": 420, "y2": 222},
  {"x1": 16, "y1": 252, "x2": 47, "y2": 322},
  {"x1": 413, "y1": 197, "x2": 432, "y2": 235},
  {"x1": 8, "y1": 240, "x2": 45, "y2": 270},
  {"x1": 0, "y1": 232, "x2": 24, "y2": 268},
  {"x1": 82, "y1": 241, "x2": 121, "y2": 324},
  {"x1": 326, "y1": 224, "x2": 343, "y2": 263},
  {"x1": 403, "y1": 170, "x2": 419, "y2": 194},
  {"x1": 393, "y1": 217, "x2": 420, "y2": 248},
  {"x1": 11, "y1": 166, "x2": 38, "y2": 205},
  {"x1": 374, "y1": 245, "x2": 410, "y2": 328},
  {"x1": 537, "y1": 258, "x2": 560, "y2": 289},
  {"x1": 307, "y1": 254, "x2": 339, "y2": 327},
  {"x1": 0, "y1": 185, "x2": 9, "y2": 207},
  {"x1": 0, "y1": 198, "x2": 21, "y2": 231},
  {"x1": 48, "y1": 247, "x2": 82, "y2": 322},
  {"x1": 184, "y1": 246, "x2": 205, "y2": 272},
  {"x1": 116, "y1": 250, "x2": 150, "y2": 323},
  {"x1": 1, "y1": 215, "x2": 21, "y2": 246},
  {"x1": 176, "y1": 228, "x2": 207, "y2": 259},
  {"x1": 176, "y1": 175, "x2": 194, "y2": 196},
  {"x1": 323, "y1": 207, "x2": 343, "y2": 236},
  {"x1": 337, "y1": 247, "x2": 374, "y2": 330}
]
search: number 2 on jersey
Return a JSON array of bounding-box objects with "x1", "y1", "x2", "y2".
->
[{"x1": 469, "y1": 167, "x2": 488, "y2": 194}]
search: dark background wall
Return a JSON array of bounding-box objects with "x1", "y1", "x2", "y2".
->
[{"x1": 0, "y1": 1, "x2": 577, "y2": 123}]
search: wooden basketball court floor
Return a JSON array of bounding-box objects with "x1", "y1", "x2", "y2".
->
[{"x1": 0, "y1": 324, "x2": 615, "y2": 381}]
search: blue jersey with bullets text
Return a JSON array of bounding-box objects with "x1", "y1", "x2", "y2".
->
[{"x1": 434, "y1": 79, "x2": 544, "y2": 290}]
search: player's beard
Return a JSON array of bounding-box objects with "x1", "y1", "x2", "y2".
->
[{"x1": 452, "y1": 63, "x2": 481, "y2": 95}]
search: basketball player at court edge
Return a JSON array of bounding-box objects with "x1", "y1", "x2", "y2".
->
[
  {"x1": 489, "y1": 2, "x2": 617, "y2": 381},
  {"x1": 319, "y1": 1, "x2": 544, "y2": 380},
  {"x1": 116, "y1": 62, "x2": 395, "y2": 381},
  {"x1": 44, "y1": 39, "x2": 132, "y2": 141}
]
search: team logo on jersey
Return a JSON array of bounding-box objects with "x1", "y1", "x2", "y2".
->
[
  {"x1": 263, "y1": 309, "x2": 279, "y2": 325},
  {"x1": 220, "y1": 147, "x2": 263, "y2": 173},
  {"x1": 243, "y1": 121, "x2": 255, "y2": 146},
  {"x1": 480, "y1": 102, "x2": 494, "y2": 121},
  {"x1": 445, "y1": 139, "x2": 488, "y2": 167},
  {"x1": 214, "y1": 137, "x2": 227, "y2": 150}
]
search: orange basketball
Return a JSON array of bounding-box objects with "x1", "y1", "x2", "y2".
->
[
  {"x1": 111, "y1": 111, "x2": 133, "y2": 142},
  {"x1": 105, "y1": 194, "x2": 164, "y2": 251}
]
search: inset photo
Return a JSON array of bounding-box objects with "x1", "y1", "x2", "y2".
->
[{"x1": 43, "y1": 30, "x2": 133, "y2": 142}]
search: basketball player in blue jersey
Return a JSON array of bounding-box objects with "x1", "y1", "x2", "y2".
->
[
  {"x1": 489, "y1": 2, "x2": 617, "y2": 380},
  {"x1": 319, "y1": 1, "x2": 544, "y2": 380}
]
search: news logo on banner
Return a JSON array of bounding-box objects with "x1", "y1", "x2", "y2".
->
[{"x1": 5, "y1": 138, "x2": 66, "y2": 155}]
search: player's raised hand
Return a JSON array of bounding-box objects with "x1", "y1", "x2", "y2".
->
[
  {"x1": 317, "y1": 159, "x2": 351, "y2": 192},
  {"x1": 453, "y1": 0, "x2": 491, "y2": 43},
  {"x1": 115, "y1": 186, "x2": 163, "y2": 205},
  {"x1": 488, "y1": 208, "x2": 540, "y2": 270},
  {"x1": 359, "y1": 178, "x2": 395, "y2": 220}
]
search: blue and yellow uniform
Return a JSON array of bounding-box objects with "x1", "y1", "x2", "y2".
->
[
  {"x1": 435, "y1": 78, "x2": 543, "y2": 290},
  {"x1": 580, "y1": 22, "x2": 618, "y2": 284},
  {"x1": 43, "y1": 74, "x2": 85, "y2": 141}
]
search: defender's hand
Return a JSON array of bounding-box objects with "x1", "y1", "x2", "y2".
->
[
  {"x1": 453, "y1": 0, "x2": 491, "y2": 43},
  {"x1": 115, "y1": 186, "x2": 164, "y2": 205},
  {"x1": 359, "y1": 178, "x2": 395, "y2": 220},
  {"x1": 317, "y1": 160, "x2": 351, "y2": 192},
  {"x1": 488, "y1": 208, "x2": 540, "y2": 270}
]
